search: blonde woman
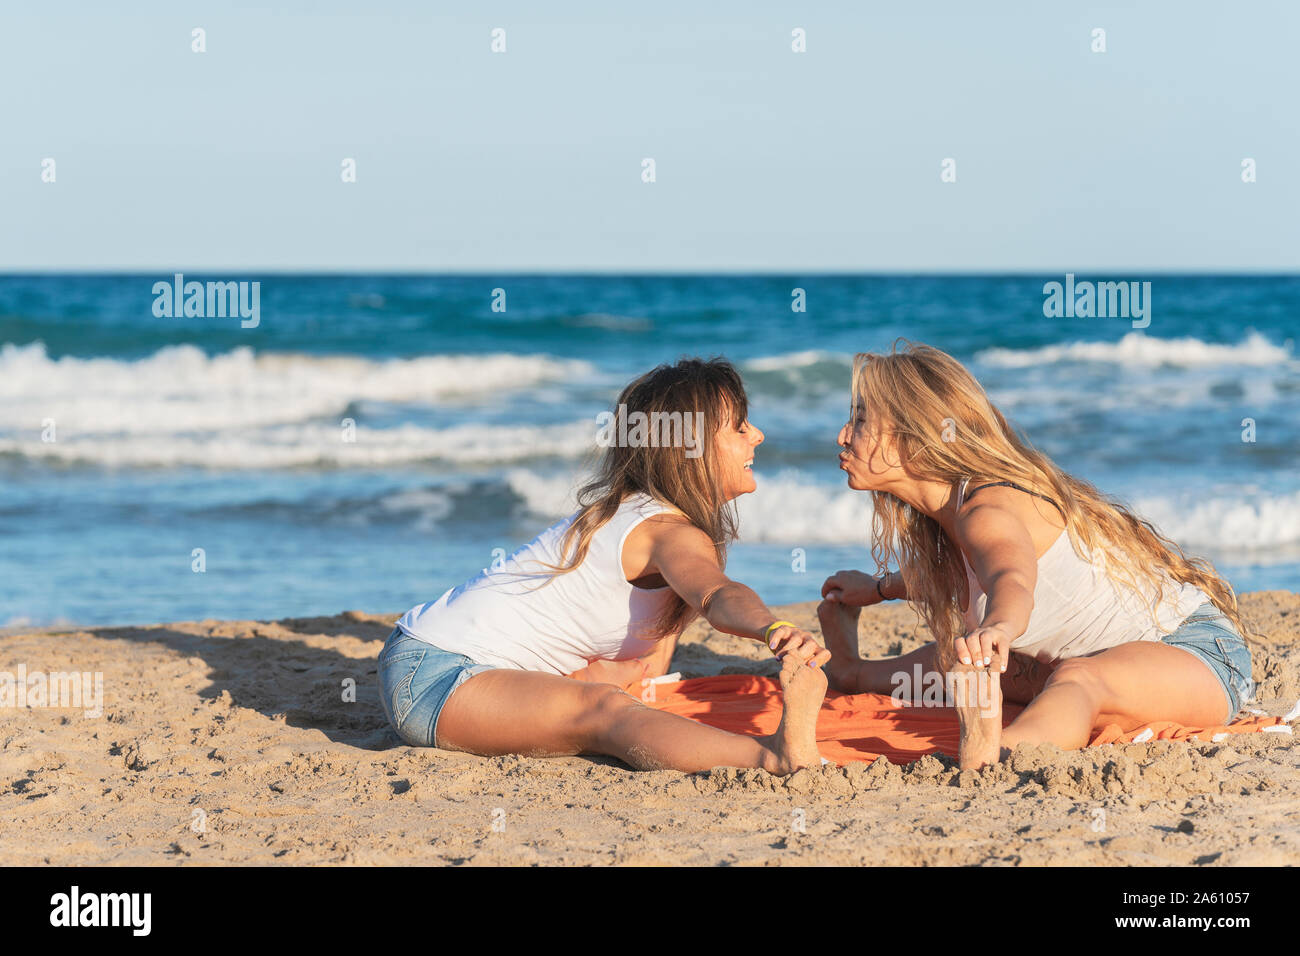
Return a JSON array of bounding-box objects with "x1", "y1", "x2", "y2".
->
[
  {"x1": 380, "y1": 358, "x2": 830, "y2": 774},
  {"x1": 817, "y1": 342, "x2": 1253, "y2": 769}
]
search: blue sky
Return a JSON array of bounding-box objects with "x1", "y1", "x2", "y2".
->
[{"x1": 3, "y1": 1, "x2": 1297, "y2": 271}]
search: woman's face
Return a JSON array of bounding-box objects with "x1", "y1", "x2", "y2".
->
[
  {"x1": 837, "y1": 401, "x2": 895, "y2": 490},
  {"x1": 715, "y1": 414, "x2": 765, "y2": 500}
]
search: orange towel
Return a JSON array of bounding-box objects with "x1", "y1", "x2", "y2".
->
[{"x1": 633, "y1": 673, "x2": 1288, "y2": 765}]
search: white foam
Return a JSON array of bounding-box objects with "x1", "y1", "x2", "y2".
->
[
  {"x1": 373, "y1": 487, "x2": 455, "y2": 521},
  {"x1": 1, "y1": 420, "x2": 597, "y2": 469},
  {"x1": 744, "y1": 350, "x2": 846, "y2": 372},
  {"x1": 504, "y1": 470, "x2": 1300, "y2": 554},
  {"x1": 500, "y1": 468, "x2": 875, "y2": 545},
  {"x1": 978, "y1": 332, "x2": 1291, "y2": 369},
  {"x1": 0, "y1": 341, "x2": 593, "y2": 435},
  {"x1": 1133, "y1": 490, "x2": 1300, "y2": 552},
  {"x1": 0, "y1": 342, "x2": 598, "y2": 468},
  {"x1": 504, "y1": 469, "x2": 583, "y2": 518},
  {"x1": 738, "y1": 472, "x2": 874, "y2": 544}
]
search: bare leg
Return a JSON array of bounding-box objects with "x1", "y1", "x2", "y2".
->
[
  {"x1": 818, "y1": 598, "x2": 936, "y2": 695},
  {"x1": 1000, "y1": 652, "x2": 1055, "y2": 705},
  {"x1": 434, "y1": 653, "x2": 828, "y2": 774},
  {"x1": 818, "y1": 599, "x2": 867, "y2": 692},
  {"x1": 568, "y1": 656, "x2": 650, "y2": 687},
  {"x1": 1001, "y1": 641, "x2": 1229, "y2": 751},
  {"x1": 819, "y1": 598, "x2": 1051, "y2": 707}
]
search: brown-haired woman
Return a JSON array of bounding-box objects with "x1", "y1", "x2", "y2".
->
[
  {"x1": 380, "y1": 358, "x2": 830, "y2": 773},
  {"x1": 818, "y1": 341, "x2": 1254, "y2": 769}
]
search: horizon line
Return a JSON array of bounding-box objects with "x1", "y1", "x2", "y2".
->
[{"x1": 3, "y1": 269, "x2": 1298, "y2": 278}]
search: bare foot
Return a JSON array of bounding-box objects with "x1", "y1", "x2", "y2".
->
[
  {"x1": 817, "y1": 599, "x2": 864, "y2": 693},
  {"x1": 953, "y1": 665, "x2": 1003, "y2": 770},
  {"x1": 764, "y1": 654, "x2": 828, "y2": 774}
]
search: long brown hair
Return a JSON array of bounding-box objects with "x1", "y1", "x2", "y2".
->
[
  {"x1": 852, "y1": 340, "x2": 1246, "y2": 653},
  {"x1": 546, "y1": 357, "x2": 750, "y2": 639}
]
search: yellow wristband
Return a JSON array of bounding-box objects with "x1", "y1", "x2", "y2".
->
[{"x1": 763, "y1": 620, "x2": 798, "y2": 651}]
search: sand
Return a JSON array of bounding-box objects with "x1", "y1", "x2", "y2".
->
[{"x1": 2, "y1": 591, "x2": 1298, "y2": 866}]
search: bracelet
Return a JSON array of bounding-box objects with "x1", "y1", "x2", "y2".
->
[
  {"x1": 763, "y1": 620, "x2": 797, "y2": 652},
  {"x1": 876, "y1": 574, "x2": 888, "y2": 601}
]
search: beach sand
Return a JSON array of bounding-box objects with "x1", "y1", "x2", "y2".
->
[{"x1": 3, "y1": 591, "x2": 1298, "y2": 866}]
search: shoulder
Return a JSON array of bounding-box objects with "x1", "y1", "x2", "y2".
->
[
  {"x1": 956, "y1": 479, "x2": 1018, "y2": 520},
  {"x1": 618, "y1": 491, "x2": 679, "y2": 518},
  {"x1": 954, "y1": 483, "x2": 1035, "y2": 548},
  {"x1": 638, "y1": 509, "x2": 705, "y2": 542},
  {"x1": 622, "y1": 508, "x2": 721, "y2": 582},
  {"x1": 617, "y1": 492, "x2": 695, "y2": 531},
  {"x1": 959, "y1": 480, "x2": 1063, "y2": 527},
  {"x1": 626, "y1": 510, "x2": 716, "y2": 561}
]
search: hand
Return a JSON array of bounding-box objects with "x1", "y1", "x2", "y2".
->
[
  {"x1": 820, "y1": 570, "x2": 882, "y2": 606},
  {"x1": 767, "y1": 625, "x2": 832, "y2": 669},
  {"x1": 953, "y1": 623, "x2": 1014, "y2": 672}
]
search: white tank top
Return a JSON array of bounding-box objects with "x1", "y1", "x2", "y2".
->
[
  {"x1": 395, "y1": 493, "x2": 679, "y2": 674},
  {"x1": 956, "y1": 477, "x2": 1207, "y2": 662}
]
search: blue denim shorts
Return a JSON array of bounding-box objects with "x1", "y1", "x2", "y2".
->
[
  {"x1": 1160, "y1": 602, "x2": 1253, "y2": 722},
  {"x1": 378, "y1": 627, "x2": 495, "y2": 748}
]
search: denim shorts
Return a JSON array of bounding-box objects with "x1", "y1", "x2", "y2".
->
[
  {"x1": 1160, "y1": 602, "x2": 1253, "y2": 723},
  {"x1": 377, "y1": 627, "x2": 495, "y2": 748}
]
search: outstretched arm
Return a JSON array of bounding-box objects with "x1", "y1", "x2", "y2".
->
[
  {"x1": 646, "y1": 517, "x2": 830, "y2": 668},
  {"x1": 952, "y1": 501, "x2": 1037, "y2": 672}
]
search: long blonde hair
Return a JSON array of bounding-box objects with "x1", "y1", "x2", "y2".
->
[
  {"x1": 852, "y1": 341, "x2": 1245, "y2": 650},
  {"x1": 546, "y1": 357, "x2": 750, "y2": 640}
]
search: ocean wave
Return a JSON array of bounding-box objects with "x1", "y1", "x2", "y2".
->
[
  {"x1": 189, "y1": 470, "x2": 1300, "y2": 561},
  {"x1": 505, "y1": 468, "x2": 583, "y2": 518},
  {"x1": 499, "y1": 471, "x2": 1300, "y2": 554},
  {"x1": 738, "y1": 351, "x2": 854, "y2": 403},
  {"x1": 0, "y1": 341, "x2": 595, "y2": 435},
  {"x1": 735, "y1": 473, "x2": 874, "y2": 544},
  {"x1": 977, "y1": 332, "x2": 1292, "y2": 369},
  {"x1": 0, "y1": 421, "x2": 597, "y2": 469},
  {"x1": 503, "y1": 467, "x2": 875, "y2": 545},
  {"x1": 743, "y1": 350, "x2": 849, "y2": 372},
  {"x1": 1133, "y1": 490, "x2": 1300, "y2": 553}
]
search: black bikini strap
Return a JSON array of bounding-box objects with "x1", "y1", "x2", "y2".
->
[{"x1": 965, "y1": 480, "x2": 1066, "y2": 519}]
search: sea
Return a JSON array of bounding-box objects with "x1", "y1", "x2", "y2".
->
[{"x1": 1, "y1": 274, "x2": 1296, "y2": 628}]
